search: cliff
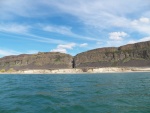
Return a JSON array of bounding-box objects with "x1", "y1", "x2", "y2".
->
[
  {"x1": 0, "y1": 41, "x2": 150, "y2": 72},
  {"x1": 0, "y1": 52, "x2": 73, "y2": 71},
  {"x1": 74, "y1": 41, "x2": 150, "y2": 68}
]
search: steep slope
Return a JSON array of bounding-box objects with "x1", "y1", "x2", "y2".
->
[
  {"x1": 74, "y1": 41, "x2": 150, "y2": 68},
  {"x1": 0, "y1": 52, "x2": 73, "y2": 71}
]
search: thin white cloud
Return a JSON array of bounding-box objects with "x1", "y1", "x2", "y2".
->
[
  {"x1": 0, "y1": 0, "x2": 50, "y2": 19},
  {"x1": 43, "y1": 25, "x2": 72, "y2": 35},
  {"x1": 1, "y1": 1, "x2": 149, "y2": 33},
  {"x1": 43, "y1": 25, "x2": 99, "y2": 41},
  {"x1": 51, "y1": 42, "x2": 89, "y2": 53},
  {"x1": 24, "y1": 33, "x2": 67, "y2": 44},
  {"x1": 130, "y1": 17, "x2": 150, "y2": 35},
  {"x1": 57, "y1": 43, "x2": 76, "y2": 49},
  {"x1": 79, "y1": 43, "x2": 88, "y2": 47},
  {"x1": 96, "y1": 41, "x2": 102, "y2": 45},
  {"x1": 128, "y1": 37, "x2": 150, "y2": 44},
  {"x1": 109, "y1": 32, "x2": 127, "y2": 41},
  {"x1": 1, "y1": 0, "x2": 149, "y2": 18},
  {"x1": 42, "y1": 0, "x2": 150, "y2": 29},
  {"x1": 0, "y1": 49, "x2": 20, "y2": 57},
  {"x1": 1, "y1": 0, "x2": 150, "y2": 32},
  {"x1": 0, "y1": 23, "x2": 30, "y2": 33},
  {"x1": 106, "y1": 40, "x2": 126, "y2": 47},
  {"x1": 0, "y1": 23, "x2": 67, "y2": 44},
  {"x1": 51, "y1": 43, "x2": 76, "y2": 53},
  {"x1": 131, "y1": 17, "x2": 150, "y2": 25},
  {"x1": 139, "y1": 17, "x2": 150, "y2": 23},
  {"x1": 27, "y1": 50, "x2": 39, "y2": 54},
  {"x1": 51, "y1": 48, "x2": 67, "y2": 53},
  {"x1": 139, "y1": 37, "x2": 150, "y2": 42}
]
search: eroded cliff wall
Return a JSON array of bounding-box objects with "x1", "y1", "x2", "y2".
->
[
  {"x1": 0, "y1": 52, "x2": 73, "y2": 70},
  {"x1": 0, "y1": 41, "x2": 150, "y2": 71},
  {"x1": 74, "y1": 41, "x2": 150, "y2": 68}
]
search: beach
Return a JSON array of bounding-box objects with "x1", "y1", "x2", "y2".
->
[{"x1": 1, "y1": 67, "x2": 150, "y2": 74}]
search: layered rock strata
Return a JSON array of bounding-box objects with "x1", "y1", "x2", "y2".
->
[
  {"x1": 74, "y1": 41, "x2": 150, "y2": 68},
  {"x1": 0, "y1": 41, "x2": 150, "y2": 71},
  {"x1": 0, "y1": 52, "x2": 73, "y2": 71}
]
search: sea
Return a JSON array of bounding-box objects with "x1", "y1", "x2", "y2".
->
[{"x1": 0, "y1": 72, "x2": 150, "y2": 113}]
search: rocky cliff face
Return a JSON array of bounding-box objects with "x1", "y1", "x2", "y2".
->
[
  {"x1": 0, "y1": 52, "x2": 73, "y2": 71},
  {"x1": 0, "y1": 41, "x2": 150, "y2": 71},
  {"x1": 74, "y1": 41, "x2": 150, "y2": 68}
]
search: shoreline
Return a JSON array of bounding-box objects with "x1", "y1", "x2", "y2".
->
[{"x1": 0, "y1": 67, "x2": 150, "y2": 74}]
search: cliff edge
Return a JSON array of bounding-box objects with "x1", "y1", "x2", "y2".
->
[
  {"x1": 0, "y1": 41, "x2": 150, "y2": 72},
  {"x1": 74, "y1": 41, "x2": 150, "y2": 68},
  {"x1": 0, "y1": 52, "x2": 73, "y2": 71}
]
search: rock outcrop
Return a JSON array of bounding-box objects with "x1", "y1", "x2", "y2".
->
[
  {"x1": 74, "y1": 41, "x2": 150, "y2": 68},
  {"x1": 0, "y1": 52, "x2": 73, "y2": 71},
  {"x1": 0, "y1": 41, "x2": 150, "y2": 71}
]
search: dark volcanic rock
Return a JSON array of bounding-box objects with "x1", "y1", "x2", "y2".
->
[
  {"x1": 0, "y1": 41, "x2": 150, "y2": 71},
  {"x1": 0, "y1": 52, "x2": 73, "y2": 70},
  {"x1": 74, "y1": 41, "x2": 150, "y2": 68}
]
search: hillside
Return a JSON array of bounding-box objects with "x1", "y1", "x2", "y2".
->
[
  {"x1": 0, "y1": 41, "x2": 150, "y2": 71},
  {"x1": 74, "y1": 41, "x2": 150, "y2": 68},
  {"x1": 0, "y1": 52, "x2": 73, "y2": 71}
]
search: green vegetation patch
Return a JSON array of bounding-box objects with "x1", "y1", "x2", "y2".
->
[{"x1": 122, "y1": 58, "x2": 131, "y2": 63}]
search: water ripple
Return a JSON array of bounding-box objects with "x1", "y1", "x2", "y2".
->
[{"x1": 0, "y1": 73, "x2": 150, "y2": 113}]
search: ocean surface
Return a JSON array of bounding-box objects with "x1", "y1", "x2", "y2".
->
[{"x1": 0, "y1": 73, "x2": 150, "y2": 113}]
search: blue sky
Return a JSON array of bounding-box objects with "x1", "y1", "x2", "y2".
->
[{"x1": 0, "y1": 0, "x2": 150, "y2": 57}]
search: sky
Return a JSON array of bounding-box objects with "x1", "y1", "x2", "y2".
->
[{"x1": 0, "y1": 0, "x2": 150, "y2": 57}]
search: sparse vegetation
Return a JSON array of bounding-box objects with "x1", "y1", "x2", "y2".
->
[
  {"x1": 7, "y1": 68, "x2": 16, "y2": 72},
  {"x1": 0, "y1": 69, "x2": 6, "y2": 73},
  {"x1": 123, "y1": 58, "x2": 131, "y2": 63}
]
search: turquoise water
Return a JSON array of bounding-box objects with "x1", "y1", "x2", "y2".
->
[{"x1": 0, "y1": 73, "x2": 150, "y2": 113}]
